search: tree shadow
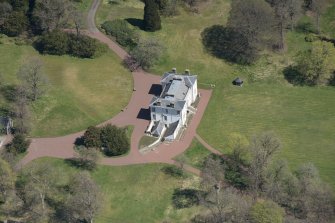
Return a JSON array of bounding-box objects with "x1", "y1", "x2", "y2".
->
[
  {"x1": 74, "y1": 136, "x2": 85, "y2": 147},
  {"x1": 329, "y1": 72, "x2": 335, "y2": 86},
  {"x1": 172, "y1": 188, "x2": 200, "y2": 209},
  {"x1": 148, "y1": 84, "x2": 162, "y2": 96},
  {"x1": 0, "y1": 85, "x2": 17, "y2": 102},
  {"x1": 125, "y1": 18, "x2": 144, "y2": 30},
  {"x1": 283, "y1": 66, "x2": 305, "y2": 86},
  {"x1": 137, "y1": 108, "x2": 150, "y2": 120}
]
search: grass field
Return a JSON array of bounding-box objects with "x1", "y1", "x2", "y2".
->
[
  {"x1": 175, "y1": 139, "x2": 212, "y2": 169},
  {"x1": 27, "y1": 158, "x2": 201, "y2": 223},
  {"x1": 97, "y1": 0, "x2": 335, "y2": 188},
  {"x1": 0, "y1": 37, "x2": 132, "y2": 137}
]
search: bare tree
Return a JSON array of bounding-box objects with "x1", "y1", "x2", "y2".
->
[
  {"x1": 267, "y1": 0, "x2": 303, "y2": 50},
  {"x1": 33, "y1": 0, "x2": 71, "y2": 32},
  {"x1": 201, "y1": 156, "x2": 225, "y2": 196},
  {"x1": 310, "y1": 0, "x2": 328, "y2": 34},
  {"x1": 65, "y1": 172, "x2": 101, "y2": 223},
  {"x1": 69, "y1": 6, "x2": 84, "y2": 37},
  {"x1": 20, "y1": 162, "x2": 59, "y2": 222},
  {"x1": 248, "y1": 132, "x2": 281, "y2": 198},
  {"x1": 17, "y1": 57, "x2": 48, "y2": 101},
  {"x1": 198, "y1": 187, "x2": 252, "y2": 223},
  {"x1": 73, "y1": 148, "x2": 100, "y2": 170},
  {"x1": 0, "y1": 2, "x2": 12, "y2": 26},
  {"x1": 13, "y1": 86, "x2": 31, "y2": 134}
]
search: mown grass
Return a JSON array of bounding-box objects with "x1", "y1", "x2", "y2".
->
[
  {"x1": 0, "y1": 38, "x2": 132, "y2": 137},
  {"x1": 175, "y1": 139, "x2": 212, "y2": 169},
  {"x1": 138, "y1": 135, "x2": 157, "y2": 149},
  {"x1": 97, "y1": 0, "x2": 335, "y2": 188},
  {"x1": 27, "y1": 157, "x2": 202, "y2": 223}
]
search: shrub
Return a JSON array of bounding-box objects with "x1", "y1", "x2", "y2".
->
[
  {"x1": 7, "y1": 134, "x2": 31, "y2": 154},
  {"x1": 100, "y1": 124, "x2": 130, "y2": 156},
  {"x1": 101, "y1": 20, "x2": 138, "y2": 48},
  {"x1": 35, "y1": 30, "x2": 69, "y2": 55},
  {"x1": 130, "y1": 38, "x2": 164, "y2": 70},
  {"x1": 1, "y1": 11, "x2": 28, "y2": 37},
  {"x1": 250, "y1": 200, "x2": 284, "y2": 223},
  {"x1": 83, "y1": 126, "x2": 102, "y2": 148},
  {"x1": 68, "y1": 34, "x2": 107, "y2": 58},
  {"x1": 172, "y1": 188, "x2": 199, "y2": 209},
  {"x1": 161, "y1": 165, "x2": 184, "y2": 178}
]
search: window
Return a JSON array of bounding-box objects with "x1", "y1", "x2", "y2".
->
[
  {"x1": 165, "y1": 109, "x2": 168, "y2": 113},
  {"x1": 152, "y1": 107, "x2": 155, "y2": 112},
  {"x1": 164, "y1": 116, "x2": 167, "y2": 121},
  {"x1": 153, "y1": 114, "x2": 156, "y2": 120},
  {"x1": 177, "y1": 111, "x2": 180, "y2": 115}
]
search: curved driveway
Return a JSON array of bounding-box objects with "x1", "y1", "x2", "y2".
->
[{"x1": 19, "y1": 0, "x2": 212, "y2": 175}]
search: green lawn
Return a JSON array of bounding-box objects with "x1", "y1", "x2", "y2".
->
[
  {"x1": 175, "y1": 139, "x2": 212, "y2": 169},
  {"x1": 27, "y1": 158, "x2": 201, "y2": 223},
  {"x1": 0, "y1": 38, "x2": 132, "y2": 137},
  {"x1": 97, "y1": 0, "x2": 335, "y2": 188}
]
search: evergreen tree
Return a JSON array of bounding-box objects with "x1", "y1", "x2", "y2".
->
[{"x1": 143, "y1": 0, "x2": 162, "y2": 31}]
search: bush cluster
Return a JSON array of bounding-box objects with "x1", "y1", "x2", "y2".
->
[
  {"x1": 6, "y1": 134, "x2": 31, "y2": 154},
  {"x1": 82, "y1": 124, "x2": 130, "y2": 156},
  {"x1": 35, "y1": 30, "x2": 107, "y2": 58},
  {"x1": 101, "y1": 20, "x2": 138, "y2": 48}
]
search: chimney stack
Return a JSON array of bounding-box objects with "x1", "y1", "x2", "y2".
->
[
  {"x1": 172, "y1": 68, "x2": 177, "y2": 73},
  {"x1": 185, "y1": 69, "x2": 190, "y2": 75}
]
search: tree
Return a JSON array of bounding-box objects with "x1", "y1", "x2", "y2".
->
[
  {"x1": 227, "y1": 0, "x2": 275, "y2": 53},
  {"x1": 198, "y1": 187, "x2": 252, "y2": 223},
  {"x1": 20, "y1": 162, "x2": 59, "y2": 222},
  {"x1": 0, "y1": 158, "x2": 16, "y2": 203},
  {"x1": 73, "y1": 148, "x2": 100, "y2": 170},
  {"x1": 7, "y1": 133, "x2": 31, "y2": 154},
  {"x1": 13, "y1": 86, "x2": 31, "y2": 134},
  {"x1": 83, "y1": 126, "x2": 102, "y2": 148},
  {"x1": 201, "y1": 26, "x2": 259, "y2": 64},
  {"x1": 0, "y1": 158, "x2": 22, "y2": 222},
  {"x1": 35, "y1": 29, "x2": 70, "y2": 55},
  {"x1": 17, "y1": 57, "x2": 48, "y2": 101},
  {"x1": 248, "y1": 132, "x2": 281, "y2": 198},
  {"x1": 69, "y1": 7, "x2": 84, "y2": 37},
  {"x1": 143, "y1": 0, "x2": 162, "y2": 31},
  {"x1": 288, "y1": 0, "x2": 303, "y2": 31},
  {"x1": 0, "y1": 11, "x2": 28, "y2": 36},
  {"x1": 267, "y1": 0, "x2": 303, "y2": 50},
  {"x1": 65, "y1": 172, "x2": 101, "y2": 223},
  {"x1": 33, "y1": 0, "x2": 71, "y2": 32},
  {"x1": 250, "y1": 200, "x2": 285, "y2": 223},
  {"x1": 0, "y1": 2, "x2": 12, "y2": 26},
  {"x1": 201, "y1": 156, "x2": 225, "y2": 200},
  {"x1": 294, "y1": 163, "x2": 334, "y2": 222},
  {"x1": 295, "y1": 41, "x2": 335, "y2": 85},
  {"x1": 100, "y1": 124, "x2": 130, "y2": 156},
  {"x1": 130, "y1": 38, "x2": 164, "y2": 70},
  {"x1": 310, "y1": 0, "x2": 327, "y2": 34}
]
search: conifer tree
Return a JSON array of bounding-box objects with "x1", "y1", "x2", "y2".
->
[{"x1": 143, "y1": 0, "x2": 162, "y2": 31}]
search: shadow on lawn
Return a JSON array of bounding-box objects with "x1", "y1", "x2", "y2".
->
[{"x1": 125, "y1": 18, "x2": 144, "y2": 30}]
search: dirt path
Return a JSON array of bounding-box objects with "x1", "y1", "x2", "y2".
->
[{"x1": 19, "y1": 0, "x2": 212, "y2": 176}]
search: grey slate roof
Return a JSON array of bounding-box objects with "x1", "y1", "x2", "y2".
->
[
  {"x1": 164, "y1": 120, "x2": 180, "y2": 137},
  {"x1": 149, "y1": 72, "x2": 197, "y2": 111},
  {"x1": 151, "y1": 121, "x2": 164, "y2": 136}
]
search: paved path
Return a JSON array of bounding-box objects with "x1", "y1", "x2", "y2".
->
[{"x1": 19, "y1": 0, "x2": 212, "y2": 176}]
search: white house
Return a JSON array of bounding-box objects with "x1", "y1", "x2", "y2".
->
[{"x1": 146, "y1": 68, "x2": 198, "y2": 141}]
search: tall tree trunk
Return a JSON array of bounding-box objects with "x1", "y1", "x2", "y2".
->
[
  {"x1": 279, "y1": 21, "x2": 285, "y2": 51},
  {"x1": 316, "y1": 12, "x2": 320, "y2": 34}
]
